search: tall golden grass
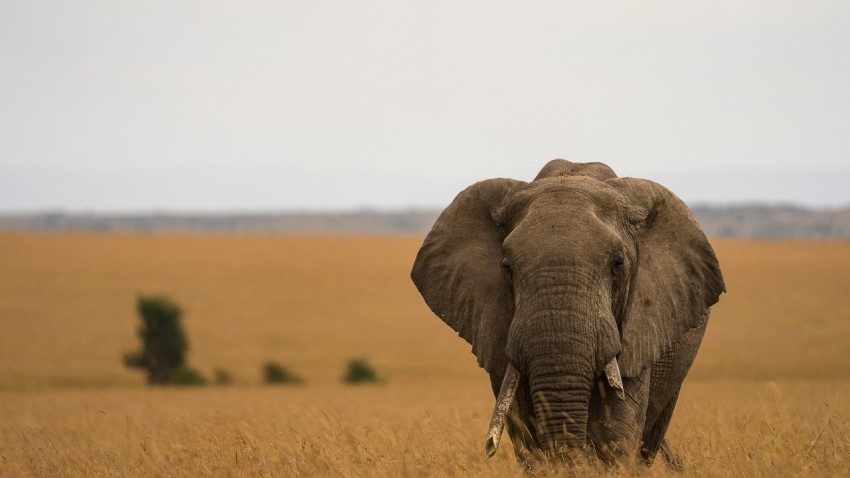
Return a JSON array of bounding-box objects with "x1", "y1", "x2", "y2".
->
[{"x1": 1, "y1": 233, "x2": 848, "y2": 476}]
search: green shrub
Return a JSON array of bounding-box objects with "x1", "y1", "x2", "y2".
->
[
  {"x1": 123, "y1": 295, "x2": 190, "y2": 385},
  {"x1": 214, "y1": 368, "x2": 234, "y2": 386},
  {"x1": 342, "y1": 358, "x2": 380, "y2": 384},
  {"x1": 168, "y1": 366, "x2": 207, "y2": 386},
  {"x1": 263, "y1": 361, "x2": 304, "y2": 385}
]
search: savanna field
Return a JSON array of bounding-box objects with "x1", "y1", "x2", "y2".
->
[{"x1": 1, "y1": 233, "x2": 849, "y2": 476}]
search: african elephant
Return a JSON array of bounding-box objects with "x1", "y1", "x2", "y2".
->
[{"x1": 411, "y1": 160, "x2": 725, "y2": 467}]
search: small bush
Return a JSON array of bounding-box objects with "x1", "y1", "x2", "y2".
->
[
  {"x1": 263, "y1": 361, "x2": 304, "y2": 385},
  {"x1": 123, "y1": 294, "x2": 190, "y2": 385},
  {"x1": 214, "y1": 368, "x2": 234, "y2": 386},
  {"x1": 342, "y1": 358, "x2": 380, "y2": 384},
  {"x1": 168, "y1": 366, "x2": 207, "y2": 386}
]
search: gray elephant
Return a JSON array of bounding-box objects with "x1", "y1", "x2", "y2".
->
[{"x1": 411, "y1": 160, "x2": 725, "y2": 467}]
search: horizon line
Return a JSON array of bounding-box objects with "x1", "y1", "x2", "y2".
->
[{"x1": 2, "y1": 201, "x2": 850, "y2": 217}]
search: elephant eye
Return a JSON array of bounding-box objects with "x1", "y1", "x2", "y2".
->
[
  {"x1": 611, "y1": 254, "x2": 625, "y2": 276},
  {"x1": 502, "y1": 257, "x2": 513, "y2": 277}
]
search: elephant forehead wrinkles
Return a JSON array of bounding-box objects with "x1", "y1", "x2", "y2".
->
[
  {"x1": 507, "y1": 178, "x2": 623, "y2": 225},
  {"x1": 527, "y1": 175, "x2": 619, "y2": 203},
  {"x1": 507, "y1": 209, "x2": 624, "y2": 261}
]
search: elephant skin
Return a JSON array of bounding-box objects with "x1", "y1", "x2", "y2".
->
[{"x1": 411, "y1": 160, "x2": 725, "y2": 467}]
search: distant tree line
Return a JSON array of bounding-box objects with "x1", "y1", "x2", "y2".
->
[
  {"x1": 0, "y1": 210, "x2": 440, "y2": 235},
  {"x1": 690, "y1": 205, "x2": 850, "y2": 238},
  {"x1": 2, "y1": 206, "x2": 850, "y2": 238}
]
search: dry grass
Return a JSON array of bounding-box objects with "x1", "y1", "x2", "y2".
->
[
  {"x1": 1, "y1": 233, "x2": 849, "y2": 476},
  {"x1": 0, "y1": 233, "x2": 475, "y2": 389},
  {"x1": 1, "y1": 381, "x2": 847, "y2": 477}
]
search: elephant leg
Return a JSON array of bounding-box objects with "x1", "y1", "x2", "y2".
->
[
  {"x1": 659, "y1": 438, "x2": 684, "y2": 471},
  {"x1": 640, "y1": 317, "x2": 708, "y2": 467},
  {"x1": 640, "y1": 392, "x2": 679, "y2": 466},
  {"x1": 506, "y1": 411, "x2": 542, "y2": 469}
]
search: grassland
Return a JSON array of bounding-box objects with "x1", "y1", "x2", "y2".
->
[{"x1": 1, "y1": 233, "x2": 849, "y2": 476}]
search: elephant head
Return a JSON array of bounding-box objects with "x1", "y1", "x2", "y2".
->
[{"x1": 411, "y1": 160, "x2": 724, "y2": 464}]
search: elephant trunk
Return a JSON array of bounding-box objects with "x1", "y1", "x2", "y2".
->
[
  {"x1": 528, "y1": 359, "x2": 594, "y2": 455},
  {"x1": 507, "y1": 271, "x2": 621, "y2": 459},
  {"x1": 512, "y1": 306, "x2": 617, "y2": 458}
]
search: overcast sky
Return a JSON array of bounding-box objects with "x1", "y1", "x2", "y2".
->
[{"x1": 1, "y1": 1, "x2": 848, "y2": 212}]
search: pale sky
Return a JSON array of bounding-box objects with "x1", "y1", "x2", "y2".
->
[{"x1": 1, "y1": 1, "x2": 848, "y2": 212}]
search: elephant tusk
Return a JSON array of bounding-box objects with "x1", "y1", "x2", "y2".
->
[
  {"x1": 485, "y1": 363, "x2": 520, "y2": 458},
  {"x1": 604, "y1": 357, "x2": 625, "y2": 400}
]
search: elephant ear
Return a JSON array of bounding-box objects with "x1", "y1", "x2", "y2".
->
[
  {"x1": 411, "y1": 178, "x2": 526, "y2": 376},
  {"x1": 608, "y1": 178, "x2": 725, "y2": 377}
]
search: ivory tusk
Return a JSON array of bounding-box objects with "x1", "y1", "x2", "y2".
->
[
  {"x1": 484, "y1": 363, "x2": 520, "y2": 458},
  {"x1": 604, "y1": 357, "x2": 625, "y2": 400}
]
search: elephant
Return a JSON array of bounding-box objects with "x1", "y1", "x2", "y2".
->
[{"x1": 410, "y1": 160, "x2": 725, "y2": 467}]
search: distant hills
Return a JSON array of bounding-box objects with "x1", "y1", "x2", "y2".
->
[
  {"x1": 1, "y1": 205, "x2": 849, "y2": 238},
  {"x1": 0, "y1": 210, "x2": 440, "y2": 235},
  {"x1": 690, "y1": 205, "x2": 850, "y2": 238},
  {"x1": 692, "y1": 205, "x2": 850, "y2": 239}
]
